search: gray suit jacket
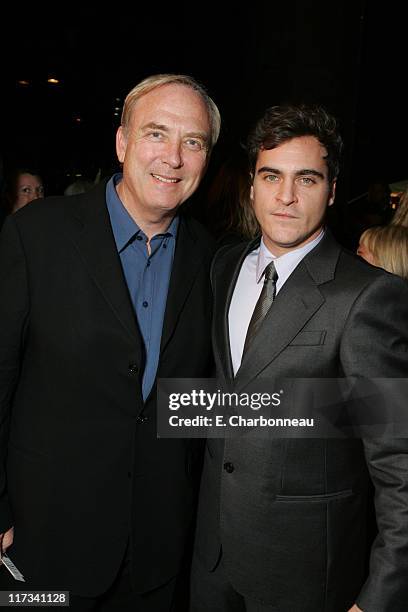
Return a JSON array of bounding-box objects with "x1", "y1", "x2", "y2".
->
[{"x1": 194, "y1": 232, "x2": 408, "y2": 611}]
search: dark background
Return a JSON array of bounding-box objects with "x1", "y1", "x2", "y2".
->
[{"x1": 1, "y1": 2, "x2": 405, "y2": 204}]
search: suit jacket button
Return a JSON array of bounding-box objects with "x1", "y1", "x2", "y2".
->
[
  {"x1": 223, "y1": 462, "x2": 234, "y2": 473},
  {"x1": 129, "y1": 364, "x2": 139, "y2": 375},
  {"x1": 137, "y1": 414, "x2": 148, "y2": 423}
]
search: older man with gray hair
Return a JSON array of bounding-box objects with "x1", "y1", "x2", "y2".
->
[{"x1": 0, "y1": 73, "x2": 220, "y2": 611}]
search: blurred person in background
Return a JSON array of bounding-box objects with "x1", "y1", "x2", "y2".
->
[
  {"x1": 391, "y1": 186, "x2": 408, "y2": 228},
  {"x1": 64, "y1": 168, "x2": 102, "y2": 197},
  {"x1": 64, "y1": 178, "x2": 95, "y2": 196},
  {"x1": 357, "y1": 224, "x2": 408, "y2": 279},
  {"x1": 2, "y1": 167, "x2": 44, "y2": 213},
  {"x1": 205, "y1": 149, "x2": 259, "y2": 245},
  {"x1": 346, "y1": 178, "x2": 392, "y2": 250}
]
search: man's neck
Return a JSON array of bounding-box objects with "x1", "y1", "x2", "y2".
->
[{"x1": 116, "y1": 181, "x2": 176, "y2": 242}]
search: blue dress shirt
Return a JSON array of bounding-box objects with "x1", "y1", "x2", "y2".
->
[{"x1": 106, "y1": 174, "x2": 178, "y2": 400}]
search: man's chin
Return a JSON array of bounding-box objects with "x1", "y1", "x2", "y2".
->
[
  {"x1": 154, "y1": 200, "x2": 183, "y2": 212},
  {"x1": 152, "y1": 192, "x2": 193, "y2": 211}
]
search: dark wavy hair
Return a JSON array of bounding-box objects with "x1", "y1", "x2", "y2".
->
[{"x1": 247, "y1": 104, "x2": 343, "y2": 183}]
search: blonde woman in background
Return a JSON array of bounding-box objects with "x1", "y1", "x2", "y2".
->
[
  {"x1": 391, "y1": 187, "x2": 408, "y2": 227},
  {"x1": 357, "y1": 224, "x2": 408, "y2": 279}
]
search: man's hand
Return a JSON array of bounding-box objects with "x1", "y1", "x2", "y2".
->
[
  {"x1": 0, "y1": 527, "x2": 14, "y2": 561},
  {"x1": 348, "y1": 605, "x2": 362, "y2": 612}
]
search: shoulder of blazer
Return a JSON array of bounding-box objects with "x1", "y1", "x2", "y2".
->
[
  {"x1": 12, "y1": 180, "x2": 109, "y2": 235},
  {"x1": 311, "y1": 230, "x2": 393, "y2": 284},
  {"x1": 301, "y1": 231, "x2": 403, "y2": 315},
  {"x1": 210, "y1": 237, "x2": 260, "y2": 286},
  {"x1": 178, "y1": 213, "x2": 216, "y2": 257}
]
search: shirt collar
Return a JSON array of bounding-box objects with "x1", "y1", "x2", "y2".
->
[
  {"x1": 106, "y1": 173, "x2": 179, "y2": 252},
  {"x1": 256, "y1": 229, "x2": 325, "y2": 283}
]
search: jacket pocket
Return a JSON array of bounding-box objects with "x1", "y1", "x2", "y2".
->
[
  {"x1": 289, "y1": 330, "x2": 326, "y2": 346},
  {"x1": 276, "y1": 489, "x2": 353, "y2": 502}
]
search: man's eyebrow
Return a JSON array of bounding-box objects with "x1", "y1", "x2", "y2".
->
[
  {"x1": 142, "y1": 122, "x2": 169, "y2": 131},
  {"x1": 295, "y1": 169, "x2": 325, "y2": 179},
  {"x1": 257, "y1": 166, "x2": 325, "y2": 179},
  {"x1": 184, "y1": 131, "x2": 209, "y2": 142},
  {"x1": 141, "y1": 123, "x2": 208, "y2": 142},
  {"x1": 257, "y1": 166, "x2": 281, "y2": 175}
]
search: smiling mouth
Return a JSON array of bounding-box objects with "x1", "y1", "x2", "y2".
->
[{"x1": 151, "y1": 173, "x2": 181, "y2": 184}]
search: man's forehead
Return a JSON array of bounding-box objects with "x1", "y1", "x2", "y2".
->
[
  {"x1": 130, "y1": 84, "x2": 210, "y2": 129},
  {"x1": 256, "y1": 136, "x2": 328, "y2": 173}
]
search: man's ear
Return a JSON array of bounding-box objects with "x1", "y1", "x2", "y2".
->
[
  {"x1": 328, "y1": 179, "x2": 337, "y2": 206},
  {"x1": 116, "y1": 126, "x2": 127, "y2": 164}
]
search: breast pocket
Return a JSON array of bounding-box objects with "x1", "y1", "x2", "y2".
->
[
  {"x1": 275, "y1": 489, "x2": 353, "y2": 502},
  {"x1": 289, "y1": 330, "x2": 326, "y2": 346}
]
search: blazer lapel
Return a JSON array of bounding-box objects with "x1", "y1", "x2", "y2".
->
[
  {"x1": 234, "y1": 263, "x2": 324, "y2": 389},
  {"x1": 160, "y1": 216, "x2": 208, "y2": 353},
  {"x1": 234, "y1": 232, "x2": 341, "y2": 390},
  {"x1": 213, "y1": 239, "x2": 261, "y2": 380},
  {"x1": 68, "y1": 182, "x2": 142, "y2": 347}
]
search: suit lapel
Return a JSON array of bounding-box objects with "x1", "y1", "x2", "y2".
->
[
  {"x1": 67, "y1": 182, "x2": 142, "y2": 347},
  {"x1": 160, "y1": 216, "x2": 207, "y2": 353},
  {"x1": 234, "y1": 262, "x2": 324, "y2": 389},
  {"x1": 213, "y1": 239, "x2": 261, "y2": 380},
  {"x1": 232, "y1": 232, "x2": 341, "y2": 390}
]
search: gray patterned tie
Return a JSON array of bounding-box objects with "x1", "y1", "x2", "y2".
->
[{"x1": 243, "y1": 261, "x2": 278, "y2": 355}]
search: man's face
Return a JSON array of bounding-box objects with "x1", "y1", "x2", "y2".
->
[
  {"x1": 251, "y1": 136, "x2": 336, "y2": 256},
  {"x1": 116, "y1": 83, "x2": 210, "y2": 220}
]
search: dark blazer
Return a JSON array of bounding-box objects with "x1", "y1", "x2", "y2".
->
[
  {"x1": 0, "y1": 182, "x2": 214, "y2": 596},
  {"x1": 194, "y1": 232, "x2": 408, "y2": 612}
]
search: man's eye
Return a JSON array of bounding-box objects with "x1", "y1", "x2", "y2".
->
[
  {"x1": 265, "y1": 175, "x2": 279, "y2": 182},
  {"x1": 185, "y1": 139, "x2": 203, "y2": 150},
  {"x1": 299, "y1": 176, "x2": 315, "y2": 185},
  {"x1": 148, "y1": 131, "x2": 164, "y2": 140},
  {"x1": 22, "y1": 187, "x2": 33, "y2": 194}
]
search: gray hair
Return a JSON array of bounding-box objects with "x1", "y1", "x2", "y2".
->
[{"x1": 121, "y1": 73, "x2": 221, "y2": 151}]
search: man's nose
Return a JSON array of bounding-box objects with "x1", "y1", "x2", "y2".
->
[
  {"x1": 276, "y1": 179, "x2": 296, "y2": 205},
  {"x1": 162, "y1": 141, "x2": 183, "y2": 169}
]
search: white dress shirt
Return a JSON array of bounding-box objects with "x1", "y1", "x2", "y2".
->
[{"x1": 228, "y1": 231, "x2": 325, "y2": 375}]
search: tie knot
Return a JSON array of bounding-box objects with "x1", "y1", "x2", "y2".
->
[{"x1": 263, "y1": 261, "x2": 278, "y2": 283}]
